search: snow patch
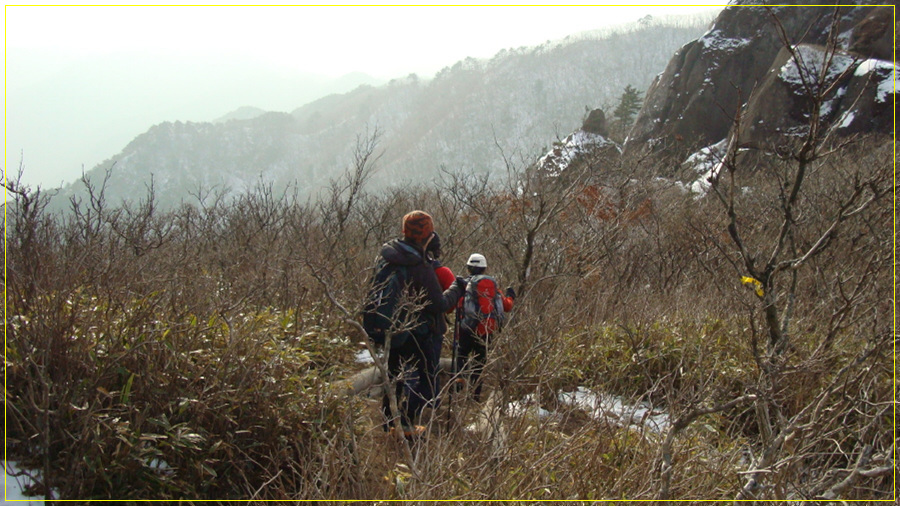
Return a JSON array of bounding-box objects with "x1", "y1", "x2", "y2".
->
[
  {"x1": 820, "y1": 97, "x2": 836, "y2": 117},
  {"x1": 500, "y1": 388, "x2": 671, "y2": 433},
  {"x1": 682, "y1": 139, "x2": 728, "y2": 195},
  {"x1": 355, "y1": 348, "x2": 376, "y2": 364},
  {"x1": 558, "y1": 387, "x2": 670, "y2": 433},
  {"x1": 779, "y1": 46, "x2": 855, "y2": 89},
  {"x1": 836, "y1": 110, "x2": 856, "y2": 129},
  {"x1": 855, "y1": 59, "x2": 899, "y2": 103},
  {"x1": 506, "y1": 394, "x2": 554, "y2": 420},
  {"x1": 699, "y1": 29, "x2": 751, "y2": 53},
  {"x1": 836, "y1": 28, "x2": 854, "y2": 50},
  {"x1": 4, "y1": 461, "x2": 47, "y2": 504},
  {"x1": 538, "y1": 130, "x2": 619, "y2": 176}
]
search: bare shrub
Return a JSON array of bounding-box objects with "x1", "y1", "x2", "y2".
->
[{"x1": 4, "y1": 91, "x2": 892, "y2": 501}]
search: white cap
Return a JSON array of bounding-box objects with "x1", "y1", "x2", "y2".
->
[{"x1": 466, "y1": 253, "x2": 487, "y2": 268}]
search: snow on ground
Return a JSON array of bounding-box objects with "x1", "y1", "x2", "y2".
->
[
  {"x1": 503, "y1": 387, "x2": 670, "y2": 433},
  {"x1": 506, "y1": 394, "x2": 554, "y2": 420},
  {"x1": 558, "y1": 386, "x2": 670, "y2": 432},
  {"x1": 355, "y1": 348, "x2": 376, "y2": 364},
  {"x1": 836, "y1": 110, "x2": 856, "y2": 129},
  {"x1": 4, "y1": 462, "x2": 45, "y2": 505}
]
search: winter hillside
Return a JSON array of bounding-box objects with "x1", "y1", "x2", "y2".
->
[
  {"x1": 46, "y1": 18, "x2": 711, "y2": 212},
  {"x1": 3, "y1": 3, "x2": 895, "y2": 502}
]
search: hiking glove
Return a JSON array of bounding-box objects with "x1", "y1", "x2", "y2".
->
[
  {"x1": 454, "y1": 276, "x2": 468, "y2": 292},
  {"x1": 506, "y1": 287, "x2": 516, "y2": 300}
]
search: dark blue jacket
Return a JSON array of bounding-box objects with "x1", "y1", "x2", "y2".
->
[{"x1": 380, "y1": 238, "x2": 463, "y2": 335}]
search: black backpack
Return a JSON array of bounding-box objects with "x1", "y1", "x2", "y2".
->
[{"x1": 362, "y1": 258, "x2": 411, "y2": 349}]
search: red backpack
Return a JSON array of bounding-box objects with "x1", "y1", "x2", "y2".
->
[{"x1": 461, "y1": 275, "x2": 506, "y2": 336}]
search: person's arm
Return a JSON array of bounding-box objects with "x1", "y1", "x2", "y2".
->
[
  {"x1": 414, "y1": 263, "x2": 464, "y2": 315},
  {"x1": 502, "y1": 286, "x2": 516, "y2": 312}
]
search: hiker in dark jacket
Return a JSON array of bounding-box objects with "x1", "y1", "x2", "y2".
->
[{"x1": 379, "y1": 211, "x2": 466, "y2": 436}]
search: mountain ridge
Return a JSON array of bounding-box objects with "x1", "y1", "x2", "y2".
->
[{"x1": 49, "y1": 18, "x2": 713, "y2": 211}]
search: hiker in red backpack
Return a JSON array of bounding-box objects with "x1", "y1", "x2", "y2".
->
[
  {"x1": 372, "y1": 211, "x2": 466, "y2": 437},
  {"x1": 456, "y1": 253, "x2": 515, "y2": 401}
]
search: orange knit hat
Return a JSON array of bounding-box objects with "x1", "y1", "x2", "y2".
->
[{"x1": 402, "y1": 210, "x2": 434, "y2": 242}]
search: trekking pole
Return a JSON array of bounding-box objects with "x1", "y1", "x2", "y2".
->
[{"x1": 447, "y1": 303, "x2": 461, "y2": 430}]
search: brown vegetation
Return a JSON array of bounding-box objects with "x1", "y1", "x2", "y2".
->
[{"x1": 4, "y1": 117, "x2": 893, "y2": 501}]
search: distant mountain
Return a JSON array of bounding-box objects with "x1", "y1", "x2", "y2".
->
[
  {"x1": 213, "y1": 107, "x2": 268, "y2": 124},
  {"x1": 6, "y1": 49, "x2": 384, "y2": 190},
  {"x1": 50, "y1": 18, "x2": 713, "y2": 211}
]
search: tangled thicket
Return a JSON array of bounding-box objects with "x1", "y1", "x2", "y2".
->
[{"x1": 4, "y1": 127, "x2": 895, "y2": 501}]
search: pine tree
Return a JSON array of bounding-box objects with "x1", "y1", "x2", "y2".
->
[{"x1": 613, "y1": 85, "x2": 643, "y2": 128}]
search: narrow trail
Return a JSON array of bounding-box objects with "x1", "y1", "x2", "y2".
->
[{"x1": 335, "y1": 357, "x2": 509, "y2": 447}]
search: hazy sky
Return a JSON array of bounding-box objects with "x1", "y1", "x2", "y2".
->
[
  {"x1": 4, "y1": 1, "x2": 726, "y2": 188},
  {"x1": 6, "y1": 2, "x2": 725, "y2": 78}
]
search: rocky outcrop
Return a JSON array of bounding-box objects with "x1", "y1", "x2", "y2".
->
[
  {"x1": 581, "y1": 108, "x2": 610, "y2": 137},
  {"x1": 741, "y1": 44, "x2": 896, "y2": 150},
  {"x1": 538, "y1": 109, "x2": 621, "y2": 176},
  {"x1": 849, "y1": 6, "x2": 896, "y2": 61},
  {"x1": 624, "y1": 2, "x2": 894, "y2": 161}
]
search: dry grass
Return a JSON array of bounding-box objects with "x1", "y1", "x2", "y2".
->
[{"x1": 3, "y1": 135, "x2": 894, "y2": 501}]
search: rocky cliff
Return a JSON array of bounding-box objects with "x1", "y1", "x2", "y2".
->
[{"x1": 624, "y1": 1, "x2": 895, "y2": 162}]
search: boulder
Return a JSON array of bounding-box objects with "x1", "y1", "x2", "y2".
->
[{"x1": 581, "y1": 108, "x2": 610, "y2": 137}]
